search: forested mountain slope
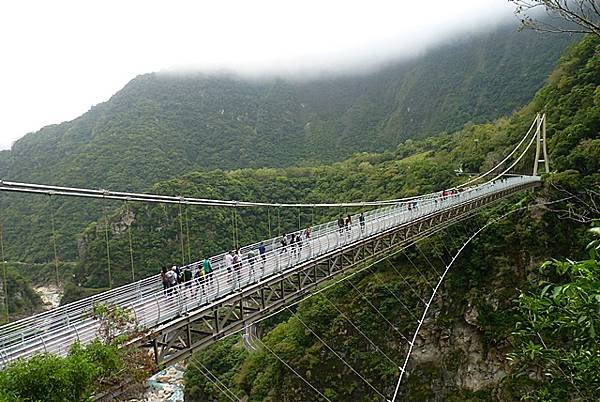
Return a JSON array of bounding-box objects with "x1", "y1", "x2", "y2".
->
[
  {"x1": 71, "y1": 32, "x2": 600, "y2": 296},
  {"x1": 178, "y1": 35, "x2": 599, "y2": 400},
  {"x1": 0, "y1": 22, "x2": 575, "y2": 263},
  {"x1": 3, "y1": 24, "x2": 573, "y2": 184}
]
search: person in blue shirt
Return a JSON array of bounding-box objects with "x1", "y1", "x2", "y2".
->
[{"x1": 258, "y1": 242, "x2": 266, "y2": 263}]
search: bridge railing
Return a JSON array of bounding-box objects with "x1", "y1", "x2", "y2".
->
[
  {"x1": 0, "y1": 190, "x2": 431, "y2": 345},
  {"x1": 0, "y1": 176, "x2": 539, "y2": 365}
]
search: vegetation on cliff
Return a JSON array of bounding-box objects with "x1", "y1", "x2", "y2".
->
[{"x1": 507, "y1": 224, "x2": 600, "y2": 400}]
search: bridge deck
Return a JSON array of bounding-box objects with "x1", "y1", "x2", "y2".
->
[{"x1": 0, "y1": 176, "x2": 540, "y2": 366}]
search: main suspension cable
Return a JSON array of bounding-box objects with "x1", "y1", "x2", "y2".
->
[
  {"x1": 390, "y1": 197, "x2": 573, "y2": 400},
  {"x1": 457, "y1": 114, "x2": 539, "y2": 188}
]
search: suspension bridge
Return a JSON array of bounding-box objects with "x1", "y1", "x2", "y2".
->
[{"x1": 0, "y1": 113, "x2": 550, "y2": 400}]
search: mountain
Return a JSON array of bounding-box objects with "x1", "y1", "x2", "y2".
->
[{"x1": 0, "y1": 22, "x2": 575, "y2": 264}]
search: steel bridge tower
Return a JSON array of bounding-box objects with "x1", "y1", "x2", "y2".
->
[{"x1": 533, "y1": 113, "x2": 550, "y2": 176}]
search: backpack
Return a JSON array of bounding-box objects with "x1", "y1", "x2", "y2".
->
[
  {"x1": 203, "y1": 259, "x2": 212, "y2": 274},
  {"x1": 166, "y1": 270, "x2": 177, "y2": 285},
  {"x1": 183, "y1": 268, "x2": 192, "y2": 282}
]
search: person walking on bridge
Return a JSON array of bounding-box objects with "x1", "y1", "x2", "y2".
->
[
  {"x1": 182, "y1": 265, "x2": 193, "y2": 297},
  {"x1": 160, "y1": 266, "x2": 169, "y2": 295},
  {"x1": 304, "y1": 226, "x2": 312, "y2": 257},
  {"x1": 174, "y1": 265, "x2": 182, "y2": 284},
  {"x1": 203, "y1": 257, "x2": 214, "y2": 289},
  {"x1": 359, "y1": 212, "x2": 365, "y2": 232},
  {"x1": 295, "y1": 232, "x2": 303, "y2": 256},
  {"x1": 280, "y1": 234, "x2": 288, "y2": 254},
  {"x1": 225, "y1": 251, "x2": 234, "y2": 288},
  {"x1": 193, "y1": 266, "x2": 206, "y2": 298},
  {"x1": 304, "y1": 226, "x2": 311, "y2": 240},
  {"x1": 165, "y1": 266, "x2": 178, "y2": 296},
  {"x1": 247, "y1": 248, "x2": 257, "y2": 281},
  {"x1": 345, "y1": 214, "x2": 352, "y2": 234},
  {"x1": 337, "y1": 216, "x2": 345, "y2": 235},
  {"x1": 258, "y1": 241, "x2": 266, "y2": 268},
  {"x1": 290, "y1": 232, "x2": 297, "y2": 256}
]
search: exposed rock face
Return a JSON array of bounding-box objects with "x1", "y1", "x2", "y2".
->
[
  {"x1": 112, "y1": 210, "x2": 135, "y2": 236},
  {"x1": 130, "y1": 364, "x2": 185, "y2": 402},
  {"x1": 407, "y1": 300, "x2": 508, "y2": 398},
  {"x1": 77, "y1": 231, "x2": 92, "y2": 259},
  {"x1": 451, "y1": 323, "x2": 506, "y2": 391},
  {"x1": 463, "y1": 302, "x2": 480, "y2": 328},
  {"x1": 78, "y1": 210, "x2": 134, "y2": 259},
  {"x1": 33, "y1": 284, "x2": 62, "y2": 310}
]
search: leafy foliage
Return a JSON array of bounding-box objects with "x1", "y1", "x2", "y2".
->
[
  {"x1": 2, "y1": 25, "x2": 600, "y2": 402},
  {"x1": 507, "y1": 224, "x2": 600, "y2": 400},
  {"x1": 0, "y1": 302, "x2": 155, "y2": 401},
  {"x1": 0, "y1": 263, "x2": 43, "y2": 323},
  {"x1": 91, "y1": 302, "x2": 137, "y2": 345},
  {"x1": 0, "y1": 345, "x2": 109, "y2": 402}
]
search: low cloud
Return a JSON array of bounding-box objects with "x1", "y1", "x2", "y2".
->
[{"x1": 0, "y1": 0, "x2": 518, "y2": 150}]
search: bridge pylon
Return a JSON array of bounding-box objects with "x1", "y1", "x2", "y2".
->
[{"x1": 533, "y1": 113, "x2": 550, "y2": 176}]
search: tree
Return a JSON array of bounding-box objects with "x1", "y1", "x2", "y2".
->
[{"x1": 511, "y1": 0, "x2": 600, "y2": 37}]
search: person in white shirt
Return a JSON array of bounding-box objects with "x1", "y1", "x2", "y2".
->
[{"x1": 225, "y1": 251, "x2": 234, "y2": 287}]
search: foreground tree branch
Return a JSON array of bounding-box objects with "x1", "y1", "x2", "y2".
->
[
  {"x1": 545, "y1": 183, "x2": 600, "y2": 223},
  {"x1": 510, "y1": 0, "x2": 600, "y2": 37}
]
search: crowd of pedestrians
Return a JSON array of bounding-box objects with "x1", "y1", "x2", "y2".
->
[
  {"x1": 155, "y1": 185, "x2": 493, "y2": 305},
  {"x1": 158, "y1": 224, "x2": 318, "y2": 298},
  {"x1": 158, "y1": 234, "x2": 277, "y2": 298},
  {"x1": 158, "y1": 199, "x2": 462, "y2": 298},
  {"x1": 157, "y1": 189, "x2": 470, "y2": 299},
  {"x1": 157, "y1": 210, "x2": 373, "y2": 298},
  {"x1": 160, "y1": 257, "x2": 215, "y2": 297}
]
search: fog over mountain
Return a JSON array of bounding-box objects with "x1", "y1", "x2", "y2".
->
[{"x1": 0, "y1": 0, "x2": 518, "y2": 150}]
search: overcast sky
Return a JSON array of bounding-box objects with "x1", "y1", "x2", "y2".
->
[{"x1": 0, "y1": 0, "x2": 518, "y2": 151}]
